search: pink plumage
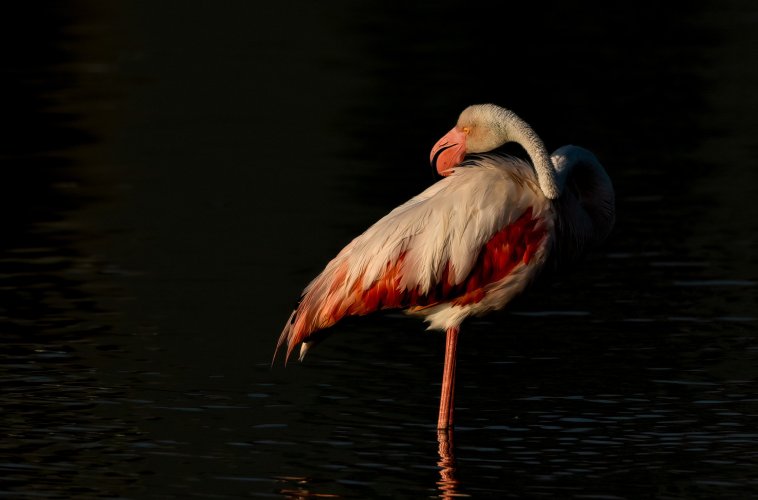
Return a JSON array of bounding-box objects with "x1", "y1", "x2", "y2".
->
[{"x1": 276, "y1": 104, "x2": 615, "y2": 429}]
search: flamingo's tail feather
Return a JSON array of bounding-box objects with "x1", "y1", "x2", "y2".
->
[{"x1": 273, "y1": 309, "x2": 298, "y2": 366}]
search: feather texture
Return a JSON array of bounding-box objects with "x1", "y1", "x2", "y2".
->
[{"x1": 276, "y1": 154, "x2": 555, "y2": 362}]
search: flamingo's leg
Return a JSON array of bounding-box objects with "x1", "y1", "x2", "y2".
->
[{"x1": 437, "y1": 326, "x2": 460, "y2": 429}]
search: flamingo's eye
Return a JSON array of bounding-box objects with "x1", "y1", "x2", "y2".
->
[{"x1": 462, "y1": 127, "x2": 471, "y2": 134}]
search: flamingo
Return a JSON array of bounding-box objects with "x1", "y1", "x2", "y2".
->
[{"x1": 275, "y1": 103, "x2": 615, "y2": 429}]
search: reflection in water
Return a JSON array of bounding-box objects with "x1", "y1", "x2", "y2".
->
[{"x1": 436, "y1": 429, "x2": 462, "y2": 498}]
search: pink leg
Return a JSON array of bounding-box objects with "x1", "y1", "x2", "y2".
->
[{"x1": 437, "y1": 326, "x2": 460, "y2": 429}]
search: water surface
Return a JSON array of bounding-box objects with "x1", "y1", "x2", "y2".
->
[{"x1": 2, "y1": 1, "x2": 757, "y2": 498}]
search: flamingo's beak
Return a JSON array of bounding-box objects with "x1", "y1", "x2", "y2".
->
[{"x1": 430, "y1": 127, "x2": 467, "y2": 177}]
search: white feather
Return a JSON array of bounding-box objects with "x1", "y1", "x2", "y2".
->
[{"x1": 295, "y1": 153, "x2": 555, "y2": 333}]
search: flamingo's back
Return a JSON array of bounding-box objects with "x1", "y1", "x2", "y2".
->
[{"x1": 276, "y1": 154, "x2": 555, "y2": 362}]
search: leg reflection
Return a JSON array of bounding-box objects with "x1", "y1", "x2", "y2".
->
[{"x1": 436, "y1": 428, "x2": 463, "y2": 498}]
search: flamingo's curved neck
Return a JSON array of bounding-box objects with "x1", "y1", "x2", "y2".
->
[{"x1": 494, "y1": 108, "x2": 561, "y2": 199}]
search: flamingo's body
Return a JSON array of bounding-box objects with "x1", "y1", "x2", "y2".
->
[{"x1": 276, "y1": 104, "x2": 615, "y2": 429}]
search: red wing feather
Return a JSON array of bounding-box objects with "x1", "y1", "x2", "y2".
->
[{"x1": 277, "y1": 207, "x2": 546, "y2": 361}]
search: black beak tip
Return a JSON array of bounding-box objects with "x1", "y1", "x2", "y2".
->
[{"x1": 430, "y1": 144, "x2": 455, "y2": 181}]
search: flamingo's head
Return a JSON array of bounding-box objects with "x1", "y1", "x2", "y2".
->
[{"x1": 430, "y1": 104, "x2": 508, "y2": 177}]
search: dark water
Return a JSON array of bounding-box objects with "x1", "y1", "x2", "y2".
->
[{"x1": 3, "y1": 1, "x2": 758, "y2": 498}]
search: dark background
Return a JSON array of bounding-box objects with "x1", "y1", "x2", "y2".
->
[{"x1": 2, "y1": 1, "x2": 757, "y2": 498}]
